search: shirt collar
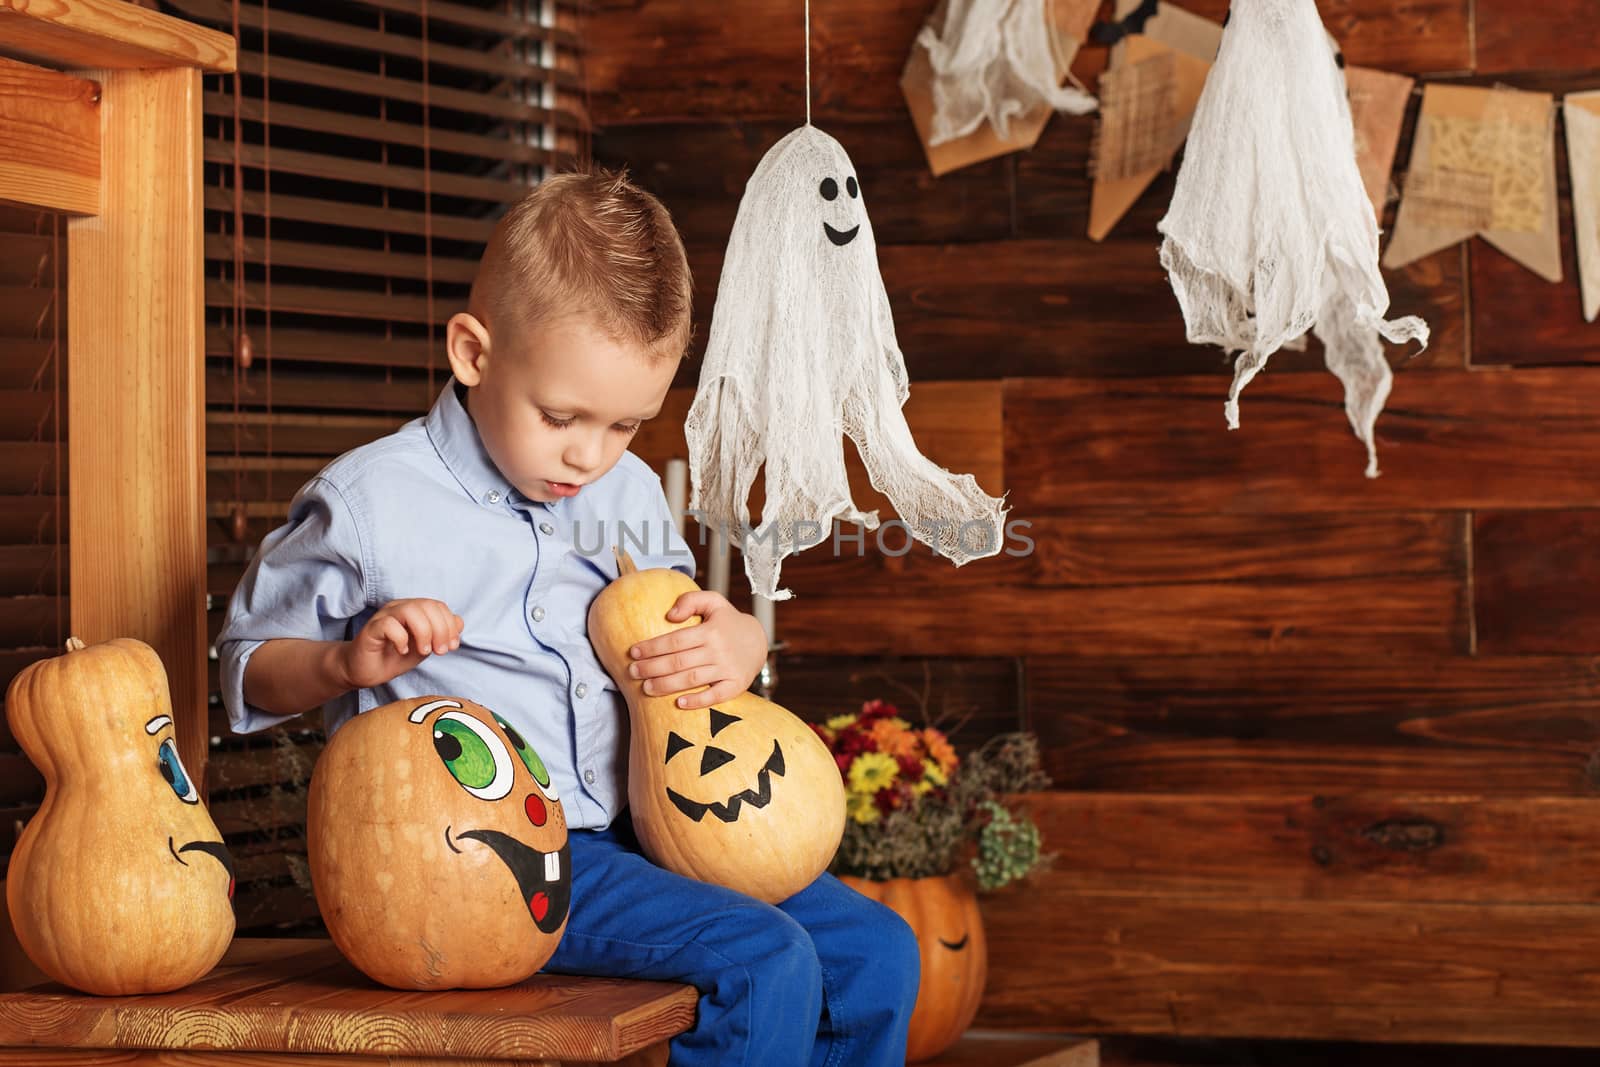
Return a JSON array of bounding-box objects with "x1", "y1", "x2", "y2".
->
[{"x1": 426, "y1": 379, "x2": 562, "y2": 515}]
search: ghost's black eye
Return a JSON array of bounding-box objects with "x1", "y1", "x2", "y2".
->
[
  {"x1": 846, "y1": 176, "x2": 859, "y2": 199},
  {"x1": 819, "y1": 177, "x2": 839, "y2": 201}
]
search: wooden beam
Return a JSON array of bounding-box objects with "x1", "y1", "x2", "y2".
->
[
  {"x1": 979, "y1": 796, "x2": 1600, "y2": 1045},
  {"x1": 0, "y1": 56, "x2": 98, "y2": 216},
  {"x1": 0, "y1": 0, "x2": 234, "y2": 73},
  {"x1": 68, "y1": 66, "x2": 209, "y2": 787}
]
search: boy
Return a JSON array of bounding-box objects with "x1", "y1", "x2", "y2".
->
[{"x1": 217, "y1": 169, "x2": 920, "y2": 1067}]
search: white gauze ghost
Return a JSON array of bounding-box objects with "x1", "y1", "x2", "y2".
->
[
  {"x1": 686, "y1": 126, "x2": 1010, "y2": 601},
  {"x1": 919, "y1": 0, "x2": 1097, "y2": 146},
  {"x1": 1156, "y1": 0, "x2": 1427, "y2": 476}
]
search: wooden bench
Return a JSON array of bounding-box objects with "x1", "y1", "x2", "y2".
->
[{"x1": 0, "y1": 939, "x2": 697, "y2": 1066}]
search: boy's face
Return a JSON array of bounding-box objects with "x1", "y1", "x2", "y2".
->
[{"x1": 446, "y1": 311, "x2": 679, "y2": 504}]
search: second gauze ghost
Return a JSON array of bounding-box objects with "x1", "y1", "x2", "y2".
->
[
  {"x1": 686, "y1": 125, "x2": 1009, "y2": 600},
  {"x1": 1156, "y1": 0, "x2": 1428, "y2": 477}
]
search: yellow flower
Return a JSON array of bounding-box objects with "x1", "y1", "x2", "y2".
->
[
  {"x1": 921, "y1": 758, "x2": 948, "y2": 787},
  {"x1": 911, "y1": 779, "x2": 934, "y2": 797},
  {"x1": 869, "y1": 718, "x2": 919, "y2": 760},
  {"x1": 848, "y1": 751, "x2": 899, "y2": 794},
  {"x1": 826, "y1": 713, "x2": 859, "y2": 731},
  {"x1": 847, "y1": 791, "x2": 880, "y2": 824}
]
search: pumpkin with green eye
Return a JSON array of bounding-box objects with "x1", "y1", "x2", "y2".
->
[
  {"x1": 6, "y1": 637, "x2": 235, "y2": 995},
  {"x1": 307, "y1": 695, "x2": 569, "y2": 990}
]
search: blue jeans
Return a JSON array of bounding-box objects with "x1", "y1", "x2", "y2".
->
[{"x1": 544, "y1": 813, "x2": 921, "y2": 1067}]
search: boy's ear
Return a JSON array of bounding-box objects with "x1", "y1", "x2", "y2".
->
[{"x1": 446, "y1": 312, "x2": 491, "y2": 387}]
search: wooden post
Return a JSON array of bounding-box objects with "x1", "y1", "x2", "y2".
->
[{"x1": 66, "y1": 65, "x2": 210, "y2": 783}]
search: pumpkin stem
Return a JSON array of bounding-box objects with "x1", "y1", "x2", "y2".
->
[
  {"x1": 614, "y1": 548, "x2": 638, "y2": 576},
  {"x1": 64, "y1": 636, "x2": 86, "y2": 653}
]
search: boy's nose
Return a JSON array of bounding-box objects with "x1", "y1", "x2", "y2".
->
[{"x1": 563, "y1": 432, "x2": 604, "y2": 475}]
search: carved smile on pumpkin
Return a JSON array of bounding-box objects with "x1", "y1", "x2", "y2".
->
[
  {"x1": 663, "y1": 707, "x2": 787, "y2": 823},
  {"x1": 446, "y1": 827, "x2": 572, "y2": 935},
  {"x1": 167, "y1": 837, "x2": 237, "y2": 900}
]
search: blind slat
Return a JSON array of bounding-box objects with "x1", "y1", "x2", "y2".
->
[
  {"x1": 172, "y1": 0, "x2": 565, "y2": 82},
  {"x1": 207, "y1": 280, "x2": 439, "y2": 324},
  {"x1": 204, "y1": 234, "x2": 478, "y2": 285},
  {"x1": 205, "y1": 326, "x2": 437, "y2": 369},
  {"x1": 203, "y1": 91, "x2": 560, "y2": 169},
  {"x1": 202, "y1": 187, "x2": 497, "y2": 244},
  {"x1": 205, "y1": 139, "x2": 533, "y2": 205},
  {"x1": 205, "y1": 368, "x2": 437, "y2": 413},
  {"x1": 236, "y1": 52, "x2": 585, "y2": 130}
]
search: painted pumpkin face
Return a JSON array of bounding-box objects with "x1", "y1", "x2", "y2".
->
[
  {"x1": 841, "y1": 872, "x2": 988, "y2": 1062},
  {"x1": 661, "y1": 705, "x2": 786, "y2": 824},
  {"x1": 6, "y1": 637, "x2": 236, "y2": 995},
  {"x1": 307, "y1": 695, "x2": 570, "y2": 990},
  {"x1": 588, "y1": 562, "x2": 846, "y2": 905}
]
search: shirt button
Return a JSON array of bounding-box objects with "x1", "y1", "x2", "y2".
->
[
  {"x1": 539, "y1": 521, "x2": 555, "y2": 535},
  {"x1": 484, "y1": 490, "x2": 502, "y2": 505},
  {"x1": 531, "y1": 606, "x2": 546, "y2": 622},
  {"x1": 583, "y1": 769, "x2": 596, "y2": 785},
  {"x1": 575, "y1": 682, "x2": 589, "y2": 699}
]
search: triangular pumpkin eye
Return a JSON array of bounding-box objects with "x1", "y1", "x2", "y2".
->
[
  {"x1": 664, "y1": 732, "x2": 693, "y2": 764},
  {"x1": 708, "y1": 708, "x2": 740, "y2": 736},
  {"x1": 700, "y1": 746, "x2": 735, "y2": 776}
]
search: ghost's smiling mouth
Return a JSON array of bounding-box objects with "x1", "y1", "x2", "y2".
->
[
  {"x1": 453, "y1": 828, "x2": 571, "y2": 935},
  {"x1": 823, "y1": 222, "x2": 860, "y2": 247}
]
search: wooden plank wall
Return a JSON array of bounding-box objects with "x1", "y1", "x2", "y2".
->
[{"x1": 589, "y1": 0, "x2": 1600, "y2": 1048}]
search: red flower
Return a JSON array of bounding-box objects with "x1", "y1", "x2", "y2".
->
[
  {"x1": 859, "y1": 699, "x2": 900, "y2": 721},
  {"x1": 834, "y1": 752, "x2": 854, "y2": 775},
  {"x1": 840, "y1": 728, "x2": 876, "y2": 757},
  {"x1": 895, "y1": 753, "x2": 923, "y2": 780},
  {"x1": 874, "y1": 788, "x2": 903, "y2": 814}
]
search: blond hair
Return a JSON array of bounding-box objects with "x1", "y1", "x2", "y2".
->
[{"x1": 470, "y1": 168, "x2": 693, "y2": 358}]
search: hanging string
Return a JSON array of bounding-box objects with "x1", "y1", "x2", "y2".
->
[
  {"x1": 49, "y1": 213, "x2": 60, "y2": 636},
  {"x1": 229, "y1": 0, "x2": 245, "y2": 541},
  {"x1": 800, "y1": 0, "x2": 812, "y2": 127},
  {"x1": 422, "y1": 0, "x2": 437, "y2": 395},
  {"x1": 262, "y1": 0, "x2": 274, "y2": 490}
]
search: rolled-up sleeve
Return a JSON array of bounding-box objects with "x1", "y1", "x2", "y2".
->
[{"x1": 217, "y1": 476, "x2": 370, "y2": 734}]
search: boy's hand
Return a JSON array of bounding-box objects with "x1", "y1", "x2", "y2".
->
[
  {"x1": 339, "y1": 598, "x2": 464, "y2": 689},
  {"x1": 626, "y1": 591, "x2": 768, "y2": 710}
]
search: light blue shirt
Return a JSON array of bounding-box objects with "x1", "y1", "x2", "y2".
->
[{"x1": 217, "y1": 379, "x2": 695, "y2": 830}]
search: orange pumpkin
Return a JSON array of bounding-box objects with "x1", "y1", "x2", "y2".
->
[
  {"x1": 587, "y1": 554, "x2": 845, "y2": 904},
  {"x1": 307, "y1": 695, "x2": 570, "y2": 990},
  {"x1": 841, "y1": 872, "x2": 987, "y2": 1062},
  {"x1": 6, "y1": 637, "x2": 236, "y2": 995}
]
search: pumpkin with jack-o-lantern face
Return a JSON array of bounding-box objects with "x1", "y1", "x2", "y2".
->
[
  {"x1": 307, "y1": 695, "x2": 570, "y2": 990},
  {"x1": 587, "y1": 553, "x2": 845, "y2": 904},
  {"x1": 842, "y1": 871, "x2": 987, "y2": 1062}
]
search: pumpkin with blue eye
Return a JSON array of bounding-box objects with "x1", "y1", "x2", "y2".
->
[
  {"x1": 307, "y1": 695, "x2": 569, "y2": 990},
  {"x1": 5, "y1": 637, "x2": 236, "y2": 995}
]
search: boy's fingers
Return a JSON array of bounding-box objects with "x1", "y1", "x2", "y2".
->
[
  {"x1": 666, "y1": 591, "x2": 721, "y2": 622},
  {"x1": 627, "y1": 643, "x2": 710, "y2": 684},
  {"x1": 628, "y1": 630, "x2": 681, "y2": 662},
  {"x1": 399, "y1": 605, "x2": 436, "y2": 655},
  {"x1": 423, "y1": 601, "x2": 454, "y2": 654},
  {"x1": 642, "y1": 663, "x2": 716, "y2": 698},
  {"x1": 379, "y1": 616, "x2": 410, "y2": 656},
  {"x1": 673, "y1": 680, "x2": 736, "y2": 710}
]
